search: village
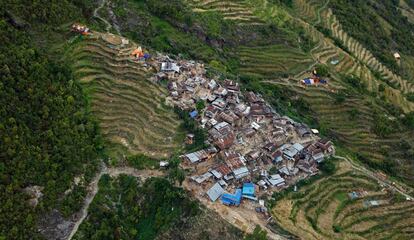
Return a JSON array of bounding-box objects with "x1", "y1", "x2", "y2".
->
[
  {"x1": 66, "y1": 24, "x2": 414, "y2": 239},
  {"x1": 148, "y1": 53, "x2": 336, "y2": 219}
]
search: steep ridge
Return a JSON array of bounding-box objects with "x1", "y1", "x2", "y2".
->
[{"x1": 68, "y1": 33, "x2": 183, "y2": 159}]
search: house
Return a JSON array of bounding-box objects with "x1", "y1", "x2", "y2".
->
[
  {"x1": 296, "y1": 124, "x2": 311, "y2": 137},
  {"x1": 205, "y1": 105, "x2": 219, "y2": 118},
  {"x1": 266, "y1": 174, "x2": 285, "y2": 187},
  {"x1": 219, "y1": 112, "x2": 237, "y2": 125},
  {"x1": 251, "y1": 122, "x2": 261, "y2": 131},
  {"x1": 247, "y1": 150, "x2": 261, "y2": 161},
  {"x1": 208, "y1": 79, "x2": 217, "y2": 89},
  {"x1": 233, "y1": 166, "x2": 249, "y2": 179},
  {"x1": 214, "y1": 132, "x2": 235, "y2": 150},
  {"x1": 182, "y1": 149, "x2": 209, "y2": 164},
  {"x1": 292, "y1": 143, "x2": 305, "y2": 152},
  {"x1": 207, "y1": 183, "x2": 225, "y2": 202},
  {"x1": 191, "y1": 172, "x2": 212, "y2": 184},
  {"x1": 224, "y1": 79, "x2": 240, "y2": 93},
  {"x1": 212, "y1": 98, "x2": 226, "y2": 109},
  {"x1": 278, "y1": 166, "x2": 291, "y2": 176},
  {"x1": 210, "y1": 169, "x2": 223, "y2": 179},
  {"x1": 161, "y1": 62, "x2": 180, "y2": 72},
  {"x1": 263, "y1": 142, "x2": 277, "y2": 152},
  {"x1": 185, "y1": 134, "x2": 194, "y2": 145},
  {"x1": 221, "y1": 189, "x2": 242, "y2": 206},
  {"x1": 316, "y1": 139, "x2": 335, "y2": 155},
  {"x1": 71, "y1": 23, "x2": 90, "y2": 35},
  {"x1": 214, "y1": 87, "x2": 228, "y2": 96},
  {"x1": 283, "y1": 146, "x2": 298, "y2": 161},
  {"x1": 216, "y1": 164, "x2": 232, "y2": 180},
  {"x1": 257, "y1": 180, "x2": 268, "y2": 190},
  {"x1": 242, "y1": 183, "x2": 255, "y2": 197},
  {"x1": 245, "y1": 92, "x2": 263, "y2": 103},
  {"x1": 312, "y1": 152, "x2": 325, "y2": 163},
  {"x1": 269, "y1": 150, "x2": 283, "y2": 164},
  {"x1": 243, "y1": 128, "x2": 256, "y2": 138}
]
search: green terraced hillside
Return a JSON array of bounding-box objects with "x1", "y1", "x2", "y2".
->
[{"x1": 67, "y1": 33, "x2": 183, "y2": 159}]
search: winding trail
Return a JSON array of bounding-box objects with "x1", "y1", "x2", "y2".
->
[
  {"x1": 313, "y1": 0, "x2": 330, "y2": 26},
  {"x1": 292, "y1": 0, "x2": 330, "y2": 80},
  {"x1": 93, "y1": 0, "x2": 121, "y2": 35},
  {"x1": 67, "y1": 163, "x2": 163, "y2": 240}
]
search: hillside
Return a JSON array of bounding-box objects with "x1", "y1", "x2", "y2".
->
[
  {"x1": 66, "y1": 32, "x2": 184, "y2": 160},
  {"x1": 1, "y1": 0, "x2": 414, "y2": 239},
  {"x1": 112, "y1": 0, "x2": 414, "y2": 185}
]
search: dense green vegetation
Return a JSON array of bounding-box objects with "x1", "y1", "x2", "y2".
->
[
  {"x1": 74, "y1": 176, "x2": 199, "y2": 240},
  {"x1": 174, "y1": 107, "x2": 208, "y2": 152},
  {"x1": 329, "y1": 0, "x2": 414, "y2": 75},
  {"x1": 0, "y1": 14, "x2": 101, "y2": 239}
]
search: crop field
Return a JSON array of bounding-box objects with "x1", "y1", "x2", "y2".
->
[
  {"x1": 67, "y1": 33, "x2": 183, "y2": 159},
  {"x1": 272, "y1": 161, "x2": 414, "y2": 240},
  {"x1": 238, "y1": 45, "x2": 314, "y2": 78},
  {"x1": 186, "y1": 0, "x2": 264, "y2": 25},
  {"x1": 256, "y1": 0, "x2": 414, "y2": 182},
  {"x1": 183, "y1": 0, "x2": 414, "y2": 180}
]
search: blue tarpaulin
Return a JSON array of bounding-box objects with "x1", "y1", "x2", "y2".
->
[
  {"x1": 221, "y1": 189, "x2": 242, "y2": 206},
  {"x1": 303, "y1": 78, "x2": 312, "y2": 85},
  {"x1": 189, "y1": 110, "x2": 198, "y2": 118}
]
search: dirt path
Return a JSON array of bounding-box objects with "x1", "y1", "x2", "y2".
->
[
  {"x1": 66, "y1": 163, "x2": 163, "y2": 240},
  {"x1": 93, "y1": 0, "x2": 121, "y2": 35},
  {"x1": 334, "y1": 155, "x2": 413, "y2": 200},
  {"x1": 313, "y1": 0, "x2": 330, "y2": 26}
]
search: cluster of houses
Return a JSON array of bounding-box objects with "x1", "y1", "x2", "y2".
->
[{"x1": 151, "y1": 55, "x2": 335, "y2": 208}]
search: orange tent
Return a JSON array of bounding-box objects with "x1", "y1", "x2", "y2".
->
[{"x1": 131, "y1": 47, "x2": 144, "y2": 58}]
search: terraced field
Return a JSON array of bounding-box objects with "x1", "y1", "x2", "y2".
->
[
  {"x1": 254, "y1": 0, "x2": 414, "y2": 182},
  {"x1": 67, "y1": 33, "x2": 183, "y2": 159},
  {"x1": 238, "y1": 45, "x2": 314, "y2": 78},
  {"x1": 273, "y1": 161, "x2": 414, "y2": 240},
  {"x1": 325, "y1": 9, "x2": 414, "y2": 94},
  {"x1": 186, "y1": 0, "x2": 263, "y2": 25}
]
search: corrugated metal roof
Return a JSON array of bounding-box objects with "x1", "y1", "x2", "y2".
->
[
  {"x1": 207, "y1": 183, "x2": 225, "y2": 202},
  {"x1": 242, "y1": 183, "x2": 255, "y2": 196}
]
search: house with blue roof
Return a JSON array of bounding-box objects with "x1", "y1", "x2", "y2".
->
[
  {"x1": 242, "y1": 183, "x2": 258, "y2": 201},
  {"x1": 242, "y1": 183, "x2": 255, "y2": 197},
  {"x1": 221, "y1": 189, "x2": 242, "y2": 206}
]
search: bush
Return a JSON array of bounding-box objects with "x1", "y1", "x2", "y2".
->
[{"x1": 333, "y1": 225, "x2": 342, "y2": 233}]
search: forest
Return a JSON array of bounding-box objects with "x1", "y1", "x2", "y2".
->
[
  {"x1": 0, "y1": 3, "x2": 102, "y2": 239},
  {"x1": 73, "y1": 176, "x2": 200, "y2": 240}
]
